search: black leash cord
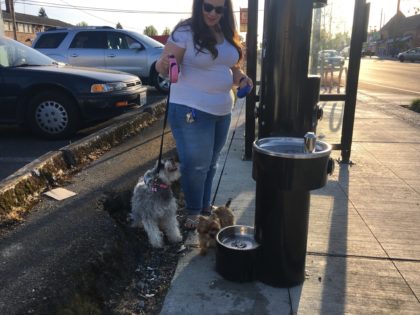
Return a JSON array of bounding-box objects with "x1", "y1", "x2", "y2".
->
[{"x1": 156, "y1": 84, "x2": 171, "y2": 172}]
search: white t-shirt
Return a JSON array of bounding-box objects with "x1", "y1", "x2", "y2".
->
[{"x1": 168, "y1": 25, "x2": 240, "y2": 116}]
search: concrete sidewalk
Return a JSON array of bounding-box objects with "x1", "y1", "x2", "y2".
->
[{"x1": 160, "y1": 97, "x2": 420, "y2": 314}]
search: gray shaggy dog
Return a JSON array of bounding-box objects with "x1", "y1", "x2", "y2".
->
[{"x1": 130, "y1": 159, "x2": 182, "y2": 248}]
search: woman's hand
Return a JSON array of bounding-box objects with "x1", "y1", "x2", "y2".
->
[
  {"x1": 155, "y1": 42, "x2": 185, "y2": 77},
  {"x1": 231, "y1": 65, "x2": 253, "y2": 92},
  {"x1": 155, "y1": 53, "x2": 170, "y2": 77},
  {"x1": 238, "y1": 75, "x2": 253, "y2": 91}
]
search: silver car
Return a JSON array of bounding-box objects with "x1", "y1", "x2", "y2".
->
[
  {"x1": 32, "y1": 26, "x2": 169, "y2": 93},
  {"x1": 397, "y1": 47, "x2": 420, "y2": 62}
]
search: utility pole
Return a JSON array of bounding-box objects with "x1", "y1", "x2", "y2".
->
[
  {"x1": 6, "y1": 0, "x2": 18, "y2": 39},
  {"x1": 0, "y1": 11, "x2": 4, "y2": 36},
  {"x1": 328, "y1": 1, "x2": 333, "y2": 36},
  {"x1": 379, "y1": 8, "x2": 383, "y2": 30}
]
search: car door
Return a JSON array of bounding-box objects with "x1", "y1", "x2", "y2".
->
[
  {"x1": 415, "y1": 48, "x2": 420, "y2": 61},
  {"x1": 405, "y1": 49, "x2": 414, "y2": 61},
  {"x1": 104, "y1": 32, "x2": 148, "y2": 77},
  {"x1": 68, "y1": 31, "x2": 106, "y2": 69},
  {"x1": 0, "y1": 46, "x2": 18, "y2": 122}
]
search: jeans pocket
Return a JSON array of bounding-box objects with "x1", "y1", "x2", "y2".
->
[{"x1": 169, "y1": 103, "x2": 194, "y2": 129}]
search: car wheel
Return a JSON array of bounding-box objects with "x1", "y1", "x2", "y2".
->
[
  {"x1": 151, "y1": 69, "x2": 170, "y2": 94},
  {"x1": 28, "y1": 91, "x2": 80, "y2": 139},
  {"x1": 399, "y1": 56, "x2": 405, "y2": 62}
]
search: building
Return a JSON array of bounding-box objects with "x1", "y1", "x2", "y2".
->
[
  {"x1": 1, "y1": 0, "x2": 72, "y2": 44},
  {"x1": 150, "y1": 35, "x2": 169, "y2": 44},
  {"x1": 376, "y1": 11, "x2": 420, "y2": 56}
]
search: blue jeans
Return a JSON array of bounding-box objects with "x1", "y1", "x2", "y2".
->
[{"x1": 168, "y1": 103, "x2": 231, "y2": 215}]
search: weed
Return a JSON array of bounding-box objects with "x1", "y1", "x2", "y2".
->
[{"x1": 410, "y1": 99, "x2": 420, "y2": 113}]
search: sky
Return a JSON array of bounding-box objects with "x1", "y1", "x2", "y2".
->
[{"x1": 3, "y1": 0, "x2": 420, "y2": 36}]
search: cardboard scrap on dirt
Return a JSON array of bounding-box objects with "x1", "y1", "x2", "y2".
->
[{"x1": 44, "y1": 187, "x2": 77, "y2": 201}]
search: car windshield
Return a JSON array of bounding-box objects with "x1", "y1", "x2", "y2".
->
[
  {"x1": 0, "y1": 37, "x2": 56, "y2": 68},
  {"x1": 324, "y1": 51, "x2": 338, "y2": 57}
]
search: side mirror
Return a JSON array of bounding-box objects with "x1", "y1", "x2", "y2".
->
[{"x1": 130, "y1": 42, "x2": 142, "y2": 50}]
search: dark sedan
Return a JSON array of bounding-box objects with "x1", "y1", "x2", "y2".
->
[
  {"x1": 318, "y1": 50, "x2": 345, "y2": 68},
  {"x1": 0, "y1": 37, "x2": 147, "y2": 139}
]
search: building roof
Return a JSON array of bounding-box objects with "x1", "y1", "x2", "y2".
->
[
  {"x1": 1, "y1": 10, "x2": 73, "y2": 28},
  {"x1": 403, "y1": 13, "x2": 420, "y2": 31},
  {"x1": 381, "y1": 11, "x2": 420, "y2": 35}
]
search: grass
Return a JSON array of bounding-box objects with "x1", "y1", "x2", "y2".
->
[{"x1": 410, "y1": 99, "x2": 420, "y2": 113}]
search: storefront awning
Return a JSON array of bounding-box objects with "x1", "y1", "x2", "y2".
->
[{"x1": 399, "y1": 34, "x2": 413, "y2": 42}]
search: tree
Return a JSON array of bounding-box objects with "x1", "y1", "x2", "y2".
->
[
  {"x1": 76, "y1": 21, "x2": 89, "y2": 27},
  {"x1": 318, "y1": 29, "x2": 349, "y2": 50},
  {"x1": 162, "y1": 27, "x2": 171, "y2": 35},
  {"x1": 143, "y1": 25, "x2": 158, "y2": 36},
  {"x1": 116, "y1": 22, "x2": 123, "y2": 29},
  {"x1": 38, "y1": 7, "x2": 48, "y2": 18}
]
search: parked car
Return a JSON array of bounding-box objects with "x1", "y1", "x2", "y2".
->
[
  {"x1": 361, "y1": 49, "x2": 375, "y2": 57},
  {"x1": 397, "y1": 47, "x2": 420, "y2": 62},
  {"x1": 318, "y1": 50, "x2": 345, "y2": 67},
  {"x1": 32, "y1": 26, "x2": 169, "y2": 93},
  {"x1": 0, "y1": 36, "x2": 147, "y2": 139}
]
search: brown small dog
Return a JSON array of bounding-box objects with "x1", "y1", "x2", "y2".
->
[{"x1": 197, "y1": 199, "x2": 235, "y2": 255}]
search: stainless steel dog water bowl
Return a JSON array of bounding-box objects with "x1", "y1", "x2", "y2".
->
[{"x1": 216, "y1": 225, "x2": 260, "y2": 282}]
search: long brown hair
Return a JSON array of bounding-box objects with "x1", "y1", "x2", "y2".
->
[{"x1": 172, "y1": 0, "x2": 243, "y2": 62}]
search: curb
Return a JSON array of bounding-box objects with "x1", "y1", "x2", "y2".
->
[{"x1": 0, "y1": 99, "x2": 167, "y2": 224}]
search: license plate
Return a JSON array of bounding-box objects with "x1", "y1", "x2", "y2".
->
[{"x1": 139, "y1": 92, "x2": 147, "y2": 106}]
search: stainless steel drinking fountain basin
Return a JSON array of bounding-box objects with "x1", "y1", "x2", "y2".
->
[
  {"x1": 252, "y1": 137, "x2": 333, "y2": 191},
  {"x1": 253, "y1": 137, "x2": 331, "y2": 159}
]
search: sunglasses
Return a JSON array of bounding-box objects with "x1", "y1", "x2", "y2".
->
[{"x1": 202, "y1": 2, "x2": 225, "y2": 15}]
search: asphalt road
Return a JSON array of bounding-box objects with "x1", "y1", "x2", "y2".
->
[
  {"x1": 0, "y1": 88, "x2": 165, "y2": 181},
  {"x1": 358, "y1": 58, "x2": 420, "y2": 97}
]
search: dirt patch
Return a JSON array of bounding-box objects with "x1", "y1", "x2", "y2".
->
[{"x1": 51, "y1": 187, "x2": 189, "y2": 315}]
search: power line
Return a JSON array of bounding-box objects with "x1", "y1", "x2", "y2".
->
[
  {"x1": 12, "y1": 0, "x2": 192, "y2": 30},
  {"x1": 13, "y1": 0, "x2": 262, "y2": 15},
  {"x1": 14, "y1": 0, "x2": 193, "y2": 14},
  {"x1": 56, "y1": 0, "x2": 116, "y2": 25},
  {"x1": 10, "y1": 0, "x2": 264, "y2": 32}
]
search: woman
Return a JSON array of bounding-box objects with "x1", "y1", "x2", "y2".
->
[{"x1": 155, "y1": 0, "x2": 253, "y2": 229}]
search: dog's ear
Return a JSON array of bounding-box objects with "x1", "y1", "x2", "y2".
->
[
  {"x1": 143, "y1": 169, "x2": 155, "y2": 185},
  {"x1": 225, "y1": 198, "x2": 232, "y2": 208}
]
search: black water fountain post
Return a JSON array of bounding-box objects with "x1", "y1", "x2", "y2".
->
[
  {"x1": 258, "y1": 0, "x2": 327, "y2": 138},
  {"x1": 216, "y1": 0, "x2": 334, "y2": 288},
  {"x1": 252, "y1": 0, "x2": 333, "y2": 288}
]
